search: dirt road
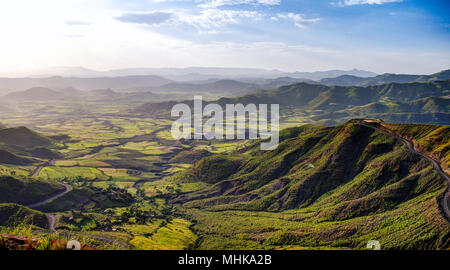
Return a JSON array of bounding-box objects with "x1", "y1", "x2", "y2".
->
[
  {"x1": 26, "y1": 183, "x2": 73, "y2": 208},
  {"x1": 45, "y1": 214, "x2": 56, "y2": 232},
  {"x1": 31, "y1": 165, "x2": 45, "y2": 178},
  {"x1": 357, "y1": 120, "x2": 450, "y2": 221}
]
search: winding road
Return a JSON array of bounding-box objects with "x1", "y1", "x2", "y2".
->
[
  {"x1": 25, "y1": 183, "x2": 72, "y2": 231},
  {"x1": 357, "y1": 120, "x2": 450, "y2": 221},
  {"x1": 31, "y1": 165, "x2": 45, "y2": 178},
  {"x1": 26, "y1": 183, "x2": 73, "y2": 208},
  {"x1": 45, "y1": 214, "x2": 56, "y2": 232}
]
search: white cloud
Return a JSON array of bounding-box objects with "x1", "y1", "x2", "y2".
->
[
  {"x1": 198, "y1": 0, "x2": 280, "y2": 8},
  {"x1": 277, "y1": 13, "x2": 320, "y2": 29},
  {"x1": 333, "y1": 0, "x2": 403, "y2": 6},
  {"x1": 116, "y1": 9, "x2": 260, "y2": 33},
  {"x1": 147, "y1": 0, "x2": 281, "y2": 8},
  {"x1": 115, "y1": 12, "x2": 174, "y2": 26},
  {"x1": 179, "y1": 9, "x2": 260, "y2": 32}
]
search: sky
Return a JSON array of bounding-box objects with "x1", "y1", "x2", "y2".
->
[{"x1": 0, "y1": 0, "x2": 449, "y2": 75}]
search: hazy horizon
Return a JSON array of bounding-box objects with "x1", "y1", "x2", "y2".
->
[
  {"x1": 1, "y1": 65, "x2": 450, "y2": 79},
  {"x1": 0, "y1": 65, "x2": 377, "y2": 78}
]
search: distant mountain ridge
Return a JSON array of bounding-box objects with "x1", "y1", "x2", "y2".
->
[
  {"x1": 1, "y1": 78, "x2": 313, "y2": 100},
  {"x1": 1, "y1": 68, "x2": 448, "y2": 100},
  {"x1": 0, "y1": 75, "x2": 173, "y2": 91},
  {"x1": 139, "y1": 80, "x2": 450, "y2": 112},
  {"x1": 146, "y1": 79, "x2": 258, "y2": 94},
  {"x1": 4, "y1": 87, "x2": 66, "y2": 101},
  {"x1": 287, "y1": 69, "x2": 377, "y2": 80},
  {"x1": 320, "y1": 69, "x2": 450, "y2": 86},
  {"x1": 14, "y1": 66, "x2": 377, "y2": 81},
  {"x1": 137, "y1": 80, "x2": 450, "y2": 125}
]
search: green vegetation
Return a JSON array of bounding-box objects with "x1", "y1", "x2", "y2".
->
[
  {"x1": 0, "y1": 175, "x2": 65, "y2": 205},
  {"x1": 128, "y1": 219, "x2": 196, "y2": 250},
  {"x1": 172, "y1": 123, "x2": 450, "y2": 249},
  {"x1": 0, "y1": 127, "x2": 52, "y2": 148},
  {"x1": 38, "y1": 166, "x2": 110, "y2": 181},
  {"x1": 182, "y1": 155, "x2": 243, "y2": 184},
  {"x1": 138, "y1": 80, "x2": 450, "y2": 126},
  {"x1": 381, "y1": 122, "x2": 450, "y2": 174},
  {"x1": 0, "y1": 203, "x2": 47, "y2": 227},
  {"x1": 0, "y1": 78, "x2": 449, "y2": 250}
]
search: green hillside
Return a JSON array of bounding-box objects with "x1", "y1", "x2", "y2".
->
[
  {"x1": 345, "y1": 97, "x2": 449, "y2": 114},
  {"x1": 319, "y1": 69, "x2": 450, "y2": 87},
  {"x1": 0, "y1": 203, "x2": 47, "y2": 227},
  {"x1": 0, "y1": 150, "x2": 35, "y2": 165},
  {"x1": 216, "y1": 80, "x2": 450, "y2": 108},
  {"x1": 0, "y1": 175, "x2": 65, "y2": 205},
  {"x1": 170, "y1": 149, "x2": 212, "y2": 164},
  {"x1": 0, "y1": 127, "x2": 52, "y2": 148},
  {"x1": 380, "y1": 122, "x2": 450, "y2": 174},
  {"x1": 314, "y1": 97, "x2": 450, "y2": 125},
  {"x1": 137, "y1": 80, "x2": 450, "y2": 126},
  {"x1": 418, "y1": 69, "x2": 450, "y2": 82},
  {"x1": 171, "y1": 122, "x2": 450, "y2": 249},
  {"x1": 410, "y1": 96, "x2": 450, "y2": 112}
]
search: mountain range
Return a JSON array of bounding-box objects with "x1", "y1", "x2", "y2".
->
[
  {"x1": 0, "y1": 75, "x2": 173, "y2": 93},
  {"x1": 0, "y1": 68, "x2": 448, "y2": 96},
  {"x1": 137, "y1": 80, "x2": 450, "y2": 125},
  {"x1": 9, "y1": 66, "x2": 377, "y2": 81},
  {"x1": 320, "y1": 70, "x2": 450, "y2": 87}
]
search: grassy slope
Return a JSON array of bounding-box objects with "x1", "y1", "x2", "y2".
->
[
  {"x1": 0, "y1": 126, "x2": 60, "y2": 160},
  {"x1": 0, "y1": 150, "x2": 35, "y2": 165},
  {"x1": 0, "y1": 203, "x2": 48, "y2": 227},
  {"x1": 172, "y1": 122, "x2": 450, "y2": 249},
  {"x1": 0, "y1": 127, "x2": 52, "y2": 148},
  {"x1": 0, "y1": 175, "x2": 65, "y2": 205},
  {"x1": 380, "y1": 123, "x2": 450, "y2": 174}
]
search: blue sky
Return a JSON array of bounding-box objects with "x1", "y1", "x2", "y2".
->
[
  {"x1": 112, "y1": 0, "x2": 450, "y2": 50},
  {"x1": 0, "y1": 0, "x2": 449, "y2": 75}
]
